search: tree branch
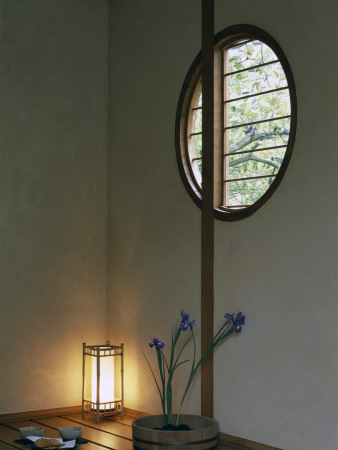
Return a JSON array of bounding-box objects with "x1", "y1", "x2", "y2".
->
[
  {"x1": 229, "y1": 152, "x2": 281, "y2": 169},
  {"x1": 229, "y1": 129, "x2": 289, "y2": 153}
]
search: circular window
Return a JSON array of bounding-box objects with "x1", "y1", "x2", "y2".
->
[{"x1": 176, "y1": 25, "x2": 297, "y2": 221}]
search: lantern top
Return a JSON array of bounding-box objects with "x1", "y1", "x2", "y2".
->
[{"x1": 83, "y1": 342, "x2": 123, "y2": 357}]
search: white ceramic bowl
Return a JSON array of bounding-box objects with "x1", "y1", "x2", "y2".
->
[
  {"x1": 59, "y1": 426, "x2": 83, "y2": 440},
  {"x1": 19, "y1": 426, "x2": 43, "y2": 439}
]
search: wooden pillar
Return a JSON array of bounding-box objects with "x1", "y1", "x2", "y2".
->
[{"x1": 201, "y1": 0, "x2": 214, "y2": 418}]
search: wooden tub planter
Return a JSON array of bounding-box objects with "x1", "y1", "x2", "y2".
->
[{"x1": 132, "y1": 414, "x2": 218, "y2": 450}]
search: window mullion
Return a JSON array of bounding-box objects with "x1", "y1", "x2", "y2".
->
[
  {"x1": 223, "y1": 48, "x2": 230, "y2": 208},
  {"x1": 213, "y1": 45, "x2": 223, "y2": 209}
]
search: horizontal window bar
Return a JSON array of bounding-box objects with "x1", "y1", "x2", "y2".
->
[
  {"x1": 224, "y1": 144, "x2": 287, "y2": 157},
  {"x1": 225, "y1": 39, "x2": 254, "y2": 51},
  {"x1": 190, "y1": 131, "x2": 202, "y2": 137},
  {"x1": 224, "y1": 174, "x2": 277, "y2": 183},
  {"x1": 224, "y1": 86, "x2": 288, "y2": 104},
  {"x1": 224, "y1": 59, "x2": 280, "y2": 77},
  {"x1": 192, "y1": 106, "x2": 202, "y2": 111},
  {"x1": 193, "y1": 145, "x2": 287, "y2": 162},
  {"x1": 224, "y1": 115, "x2": 291, "y2": 131},
  {"x1": 219, "y1": 205, "x2": 250, "y2": 209}
]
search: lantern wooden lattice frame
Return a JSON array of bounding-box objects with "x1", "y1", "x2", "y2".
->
[{"x1": 82, "y1": 341, "x2": 124, "y2": 423}]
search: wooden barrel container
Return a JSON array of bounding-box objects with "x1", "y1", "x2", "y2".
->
[{"x1": 132, "y1": 414, "x2": 218, "y2": 450}]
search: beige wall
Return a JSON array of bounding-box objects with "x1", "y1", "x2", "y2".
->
[
  {"x1": 108, "y1": 0, "x2": 202, "y2": 417},
  {"x1": 0, "y1": 0, "x2": 109, "y2": 413},
  {"x1": 108, "y1": 1, "x2": 338, "y2": 450},
  {"x1": 1, "y1": 1, "x2": 338, "y2": 449}
]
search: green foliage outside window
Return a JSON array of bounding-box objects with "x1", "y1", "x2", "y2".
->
[{"x1": 192, "y1": 40, "x2": 291, "y2": 208}]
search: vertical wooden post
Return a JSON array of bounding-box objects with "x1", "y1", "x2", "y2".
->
[
  {"x1": 82, "y1": 343, "x2": 86, "y2": 419},
  {"x1": 96, "y1": 346, "x2": 100, "y2": 423},
  {"x1": 120, "y1": 343, "x2": 124, "y2": 419},
  {"x1": 201, "y1": 0, "x2": 214, "y2": 418}
]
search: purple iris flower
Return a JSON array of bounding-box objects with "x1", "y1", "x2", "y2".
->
[
  {"x1": 236, "y1": 312, "x2": 245, "y2": 325},
  {"x1": 224, "y1": 312, "x2": 245, "y2": 333},
  {"x1": 180, "y1": 310, "x2": 196, "y2": 331},
  {"x1": 149, "y1": 337, "x2": 164, "y2": 349}
]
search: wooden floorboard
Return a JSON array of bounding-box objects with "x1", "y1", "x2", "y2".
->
[
  {"x1": 0, "y1": 413, "x2": 134, "y2": 450},
  {"x1": 0, "y1": 441, "x2": 20, "y2": 449},
  {"x1": 0, "y1": 412, "x2": 247, "y2": 449},
  {"x1": 0, "y1": 420, "x2": 60, "y2": 450},
  {"x1": 60, "y1": 414, "x2": 132, "y2": 440},
  {"x1": 34, "y1": 416, "x2": 132, "y2": 450}
]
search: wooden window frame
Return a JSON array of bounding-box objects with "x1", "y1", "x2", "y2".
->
[{"x1": 175, "y1": 24, "x2": 297, "y2": 221}]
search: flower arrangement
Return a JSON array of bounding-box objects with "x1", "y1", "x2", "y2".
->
[{"x1": 144, "y1": 310, "x2": 245, "y2": 428}]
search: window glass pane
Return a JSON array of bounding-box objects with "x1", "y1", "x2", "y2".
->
[
  {"x1": 226, "y1": 177, "x2": 274, "y2": 207},
  {"x1": 197, "y1": 92, "x2": 202, "y2": 107},
  {"x1": 189, "y1": 134, "x2": 202, "y2": 160},
  {"x1": 229, "y1": 146, "x2": 287, "y2": 161},
  {"x1": 227, "y1": 89, "x2": 291, "y2": 128},
  {"x1": 228, "y1": 154, "x2": 280, "y2": 180},
  {"x1": 188, "y1": 133, "x2": 202, "y2": 180},
  {"x1": 227, "y1": 61, "x2": 287, "y2": 100},
  {"x1": 228, "y1": 147, "x2": 287, "y2": 187},
  {"x1": 193, "y1": 107, "x2": 202, "y2": 133},
  {"x1": 187, "y1": 88, "x2": 203, "y2": 185},
  {"x1": 228, "y1": 40, "x2": 277, "y2": 73},
  {"x1": 227, "y1": 117, "x2": 291, "y2": 154}
]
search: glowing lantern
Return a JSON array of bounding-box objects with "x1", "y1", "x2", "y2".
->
[{"x1": 82, "y1": 341, "x2": 124, "y2": 422}]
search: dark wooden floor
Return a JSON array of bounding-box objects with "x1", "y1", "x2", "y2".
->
[{"x1": 0, "y1": 412, "x2": 240, "y2": 449}]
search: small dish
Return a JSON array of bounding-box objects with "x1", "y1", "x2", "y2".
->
[
  {"x1": 19, "y1": 426, "x2": 43, "y2": 438},
  {"x1": 30, "y1": 436, "x2": 76, "y2": 449},
  {"x1": 59, "y1": 426, "x2": 82, "y2": 440}
]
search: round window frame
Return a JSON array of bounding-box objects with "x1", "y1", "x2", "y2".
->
[{"x1": 175, "y1": 24, "x2": 297, "y2": 221}]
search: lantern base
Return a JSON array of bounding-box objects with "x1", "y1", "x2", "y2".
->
[
  {"x1": 82, "y1": 400, "x2": 124, "y2": 422},
  {"x1": 90, "y1": 407, "x2": 116, "y2": 413}
]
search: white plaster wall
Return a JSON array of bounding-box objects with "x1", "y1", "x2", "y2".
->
[
  {"x1": 108, "y1": 1, "x2": 338, "y2": 449},
  {"x1": 108, "y1": 0, "x2": 202, "y2": 415},
  {"x1": 214, "y1": 2, "x2": 338, "y2": 449},
  {"x1": 0, "y1": 0, "x2": 109, "y2": 413}
]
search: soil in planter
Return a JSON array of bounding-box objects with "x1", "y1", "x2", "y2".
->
[{"x1": 152, "y1": 424, "x2": 192, "y2": 431}]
